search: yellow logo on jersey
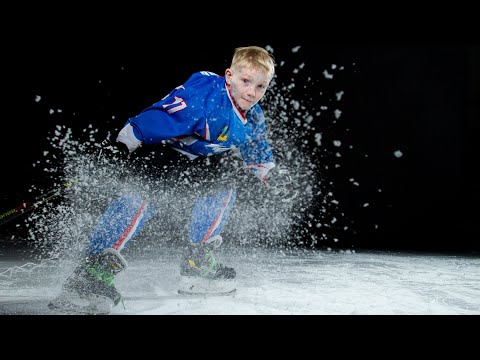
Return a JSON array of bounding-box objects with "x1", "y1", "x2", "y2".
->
[{"x1": 217, "y1": 126, "x2": 230, "y2": 142}]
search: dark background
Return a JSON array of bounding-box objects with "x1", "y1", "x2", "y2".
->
[{"x1": 1, "y1": 33, "x2": 479, "y2": 253}]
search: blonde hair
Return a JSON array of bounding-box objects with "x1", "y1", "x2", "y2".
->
[{"x1": 231, "y1": 46, "x2": 275, "y2": 79}]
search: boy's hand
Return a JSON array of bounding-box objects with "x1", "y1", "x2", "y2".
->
[{"x1": 265, "y1": 165, "x2": 299, "y2": 203}]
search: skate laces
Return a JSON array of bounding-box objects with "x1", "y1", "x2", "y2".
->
[
  {"x1": 183, "y1": 241, "x2": 232, "y2": 279},
  {"x1": 200, "y1": 248, "x2": 220, "y2": 277},
  {"x1": 84, "y1": 262, "x2": 115, "y2": 287}
]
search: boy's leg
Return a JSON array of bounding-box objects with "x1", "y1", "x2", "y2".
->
[
  {"x1": 179, "y1": 187, "x2": 237, "y2": 294},
  {"x1": 88, "y1": 193, "x2": 155, "y2": 255},
  {"x1": 49, "y1": 193, "x2": 155, "y2": 313},
  {"x1": 189, "y1": 188, "x2": 236, "y2": 246}
]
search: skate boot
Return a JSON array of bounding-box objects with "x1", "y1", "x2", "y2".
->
[
  {"x1": 178, "y1": 236, "x2": 236, "y2": 296},
  {"x1": 48, "y1": 248, "x2": 127, "y2": 314}
]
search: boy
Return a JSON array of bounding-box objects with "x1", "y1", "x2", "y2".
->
[{"x1": 49, "y1": 46, "x2": 289, "y2": 314}]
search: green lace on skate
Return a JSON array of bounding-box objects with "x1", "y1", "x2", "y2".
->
[
  {"x1": 83, "y1": 262, "x2": 115, "y2": 287},
  {"x1": 199, "y1": 248, "x2": 220, "y2": 278}
]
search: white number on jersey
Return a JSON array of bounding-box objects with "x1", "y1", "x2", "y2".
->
[{"x1": 162, "y1": 96, "x2": 187, "y2": 114}]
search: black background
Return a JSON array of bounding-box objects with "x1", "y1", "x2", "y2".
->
[{"x1": 1, "y1": 21, "x2": 479, "y2": 254}]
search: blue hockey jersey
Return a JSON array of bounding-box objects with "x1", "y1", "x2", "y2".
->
[{"x1": 124, "y1": 71, "x2": 276, "y2": 180}]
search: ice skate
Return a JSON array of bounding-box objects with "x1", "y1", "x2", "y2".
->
[
  {"x1": 178, "y1": 236, "x2": 236, "y2": 296},
  {"x1": 48, "y1": 248, "x2": 127, "y2": 315}
]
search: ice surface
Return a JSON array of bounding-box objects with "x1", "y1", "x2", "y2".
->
[{"x1": 1, "y1": 245, "x2": 479, "y2": 315}]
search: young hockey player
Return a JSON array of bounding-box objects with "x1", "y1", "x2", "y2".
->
[{"x1": 49, "y1": 46, "x2": 293, "y2": 314}]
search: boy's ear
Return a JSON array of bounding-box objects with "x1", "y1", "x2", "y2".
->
[{"x1": 225, "y1": 68, "x2": 233, "y2": 84}]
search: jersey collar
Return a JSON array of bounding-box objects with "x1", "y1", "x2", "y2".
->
[{"x1": 225, "y1": 83, "x2": 248, "y2": 125}]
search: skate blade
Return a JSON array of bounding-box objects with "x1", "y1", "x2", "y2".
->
[
  {"x1": 48, "y1": 291, "x2": 113, "y2": 315},
  {"x1": 178, "y1": 288, "x2": 237, "y2": 296},
  {"x1": 178, "y1": 275, "x2": 236, "y2": 296}
]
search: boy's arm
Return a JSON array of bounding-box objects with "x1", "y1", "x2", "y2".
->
[
  {"x1": 238, "y1": 107, "x2": 276, "y2": 183},
  {"x1": 116, "y1": 84, "x2": 206, "y2": 156},
  {"x1": 238, "y1": 108, "x2": 298, "y2": 202}
]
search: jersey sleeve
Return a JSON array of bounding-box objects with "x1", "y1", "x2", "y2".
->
[
  {"x1": 126, "y1": 73, "x2": 214, "y2": 145},
  {"x1": 238, "y1": 105, "x2": 276, "y2": 182}
]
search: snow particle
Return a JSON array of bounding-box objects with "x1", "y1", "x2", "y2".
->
[{"x1": 323, "y1": 70, "x2": 334, "y2": 79}]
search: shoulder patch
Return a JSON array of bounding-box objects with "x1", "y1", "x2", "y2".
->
[{"x1": 217, "y1": 126, "x2": 230, "y2": 142}]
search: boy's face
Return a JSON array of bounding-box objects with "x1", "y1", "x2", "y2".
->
[{"x1": 225, "y1": 66, "x2": 272, "y2": 111}]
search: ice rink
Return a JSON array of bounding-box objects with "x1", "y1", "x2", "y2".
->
[{"x1": 1, "y1": 244, "x2": 479, "y2": 315}]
